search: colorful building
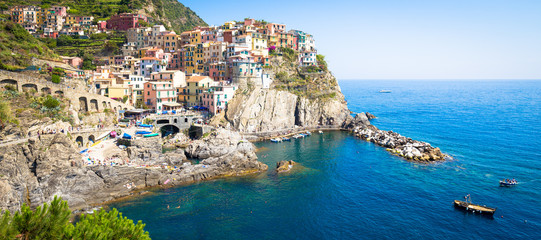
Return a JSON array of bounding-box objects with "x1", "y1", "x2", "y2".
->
[
  {"x1": 201, "y1": 85, "x2": 237, "y2": 115},
  {"x1": 143, "y1": 81, "x2": 177, "y2": 110},
  {"x1": 107, "y1": 13, "x2": 147, "y2": 31}
]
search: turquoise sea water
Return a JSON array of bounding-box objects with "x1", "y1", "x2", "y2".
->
[{"x1": 110, "y1": 80, "x2": 541, "y2": 239}]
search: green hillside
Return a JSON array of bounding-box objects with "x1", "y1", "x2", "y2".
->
[
  {"x1": 0, "y1": 21, "x2": 59, "y2": 70},
  {"x1": 0, "y1": 0, "x2": 207, "y2": 33}
]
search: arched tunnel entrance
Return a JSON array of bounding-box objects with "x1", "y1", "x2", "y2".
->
[
  {"x1": 88, "y1": 135, "x2": 95, "y2": 145},
  {"x1": 75, "y1": 136, "x2": 83, "y2": 147},
  {"x1": 160, "y1": 125, "x2": 179, "y2": 138}
]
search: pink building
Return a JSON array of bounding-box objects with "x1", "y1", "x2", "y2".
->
[
  {"x1": 143, "y1": 81, "x2": 177, "y2": 111},
  {"x1": 266, "y1": 23, "x2": 286, "y2": 35},
  {"x1": 97, "y1": 21, "x2": 107, "y2": 31},
  {"x1": 209, "y1": 62, "x2": 227, "y2": 81},
  {"x1": 201, "y1": 85, "x2": 237, "y2": 115},
  {"x1": 244, "y1": 18, "x2": 255, "y2": 26},
  {"x1": 61, "y1": 56, "x2": 83, "y2": 69},
  {"x1": 50, "y1": 6, "x2": 67, "y2": 17},
  {"x1": 106, "y1": 13, "x2": 147, "y2": 31}
]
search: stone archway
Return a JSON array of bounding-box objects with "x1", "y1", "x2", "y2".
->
[
  {"x1": 102, "y1": 101, "x2": 107, "y2": 109},
  {"x1": 54, "y1": 90, "x2": 64, "y2": 96},
  {"x1": 89, "y1": 99, "x2": 98, "y2": 111},
  {"x1": 41, "y1": 87, "x2": 52, "y2": 94},
  {"x1": 88, "y1": 135, "x2": 95, "y2": 144},
  {"x1": 160, "y1": 125, "x2": 179, "y2": 137},
  {"x1": 79, "y1": 97, "x2": 88, "y2": 112},
  {"x1": 22, "y1": 83, "x2": 38, "y2": 92},
  {"x1": 0, "y1": 79, "x2": 18, "y2": 91},
  {"x1": 75, "y1": 136, "x2": 84, "y2": 147}
]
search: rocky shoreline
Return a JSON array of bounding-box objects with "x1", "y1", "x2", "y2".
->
[
  {"x1": 0, "y1": 129, "x2": 267, "y2": 213},
  {"x1": 344, "y1": 112, "x2": 448, "y2": 163}
]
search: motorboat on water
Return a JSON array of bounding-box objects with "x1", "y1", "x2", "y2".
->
[
  {"x1": 270, "y1": 138, "x2": 282, "y2": 143},
  {"x1": 282, "y1": 137, "x2": 291, "y2": 141},
  {"x1": 305, "y1": 131, "x2": 312, "y2": 136},
  {"x1": 499, "y1": 179, "x2": 518, "y2": 187},
  {"x1": 318, "y1": 130, "x2": 323, "y2": 134},
  {"x1": 379, "y1": 90, "x2": 392, "y2": 93}
]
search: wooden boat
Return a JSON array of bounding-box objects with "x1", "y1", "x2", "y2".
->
[
  {"x1": 499, "y1": 180, "x2": 518, "y2": 187},
  {"x1": 453, "y1": 198, "x2": 496, "y2": 216}
]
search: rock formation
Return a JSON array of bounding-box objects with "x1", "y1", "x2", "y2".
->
[
  {"x1": 345, "y1": 113, "x2": 447, "y2": 163},
  {"x1": 276, "y1": 160, "x2": 298, "y2": 173},
  {"x1": 224, "y1": 87, "x2": 350, "y2": 133},
  {"x1": 0, "y1": 129, "x2": 267, "y2": 212}
]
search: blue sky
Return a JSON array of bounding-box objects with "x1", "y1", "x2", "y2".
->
[{"x1": 181, "y1": 0, "x2": 541, "y2": 80}]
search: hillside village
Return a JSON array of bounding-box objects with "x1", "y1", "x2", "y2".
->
[{"x1": 6, "y1": 5, "x2": 319, "y2": 117}]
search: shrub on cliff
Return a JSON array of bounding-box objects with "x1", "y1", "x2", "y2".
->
[
  {"x1": 0, "y1": 196, "x2": 151, "y2": 240},
  {"x1": 51, "y1": 74, "x2": 61, "y2": 84}
]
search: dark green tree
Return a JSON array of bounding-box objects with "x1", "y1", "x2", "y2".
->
[
  {"x1": 12, "y1": 196, "x2": 71, "y2": 239},
  {"x1": 65, "y1": 208, "x2": 150, "y2": 240},
  {"x1": 0, "y1": 196, "x2": 151, "y2": 239}
]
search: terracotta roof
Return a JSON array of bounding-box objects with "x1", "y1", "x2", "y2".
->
[{"x1": 187, "y1": 76, "x2": 211, "y2": 82}]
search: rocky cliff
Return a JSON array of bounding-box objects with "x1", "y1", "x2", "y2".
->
[
  {"x1": 0, "y1": 129, "x2": 266, "y2": 212},
  {"x1": 222, "y1": 55, "x2": 351, "y2": 133}
]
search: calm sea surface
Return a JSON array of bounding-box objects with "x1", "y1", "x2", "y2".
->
[{"x1": 109, "y1": 80, "x2": 541, "y2": 239}]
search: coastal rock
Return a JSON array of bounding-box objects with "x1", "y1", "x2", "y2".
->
[
  {"x1": 224, "y1": 87, "x2": 350, "y2": 133},
  {"x1": 186, "y1": 129, "x2": 268, "y2": 175},
  {"x1": 276, "y1": 160, "x2": 298, "y2": 173},
  {"x1": 366, "y1": 112, "x2": 377, "y2": 120},
  {"x1": 347, "y1": 113, "x2": 446, "y2": 163}
]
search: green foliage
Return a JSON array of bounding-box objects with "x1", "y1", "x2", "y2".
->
[
  {"x1": 42, "y1": 95, "x2": 60, "y2": 109},
  {"x1": 0, "y1": 210, "x2": 17, "y2": 239},
  {"x1": 0, "y1": 21, "x2": 58, "y2": 70},
  {"x1": 275, "y1": 71, "x2": 288, "y2": 81},
  {"x1": 143, "y1": 117, "x2": 154, "y2": 125},
  {"x1": 51, "y1": 74, "x2": 61, "y2": 84},
  {"x1": 11, "y1": 196, "x2": 71, "y2": 239},
  {"x1": 122, "y1": 95, "x2": 129, "y2": 103},
  {"x1": 0, "y1": 196, "x2": 151, "y2": 240},
  {"x1": 316, "y1": 54, "x2": 328, "y2": 71},
  {"x1": 280, "y1": 47, "x2": 297, "y2": 62},
  {"x1": 66, "y1": 208, "x2": 150, "y2": 240},
  {"x1": 0, "y1": 98, "x2": 18, "y2": 128}
]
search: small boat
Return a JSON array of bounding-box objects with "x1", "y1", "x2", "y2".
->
[
  {"x1": 270, "y1": 138, "x2": 282, "y2": 143},
  {"x1": 379, "y1": 90, "x2": 392, "y2": 93},
  {"x1": 143, "y1": 133, "x2": 159, "y2": 138},
  {"x1": 292, "y1": 135, "x2": 302, "y2": 139},
  {"x1": 136, "y1": 130, "x2": 152, "y2": 135},
  {"x1": 318, "y1": 130, "x2": 323, "y2": 134},
  {"x1": 282, "y1": 137, "x2": 290, "y2": 141},
  {"x1": 453, "y1": 195, "x2": 496, "y2": 216},
  {"x1": 305, "y1": 131, "x2": 312, "y2": 136},
  {"x1": 499, "y1": 180, "x2": 518, "y2": 187}
]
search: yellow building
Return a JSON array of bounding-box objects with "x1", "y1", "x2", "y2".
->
[
  {"x1": 194, "y1": 43, "x2": 205, "y2": 75},
  {"x1": 163, "y1": 33, "x2": 179, "y2": 53},
  {"x1": 106, "y1": 85, "x2": 129, "y2": 100},
  {"x1": 183, "y1": 44, "x2": 196, "y2": 75},
  {"x1": 183, "y1": 76, "x2": 216, "y2": 106}
]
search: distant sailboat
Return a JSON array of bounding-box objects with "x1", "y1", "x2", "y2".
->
[{"x1": 379, "y1": 90, "x2": 392, "y2": 93}]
